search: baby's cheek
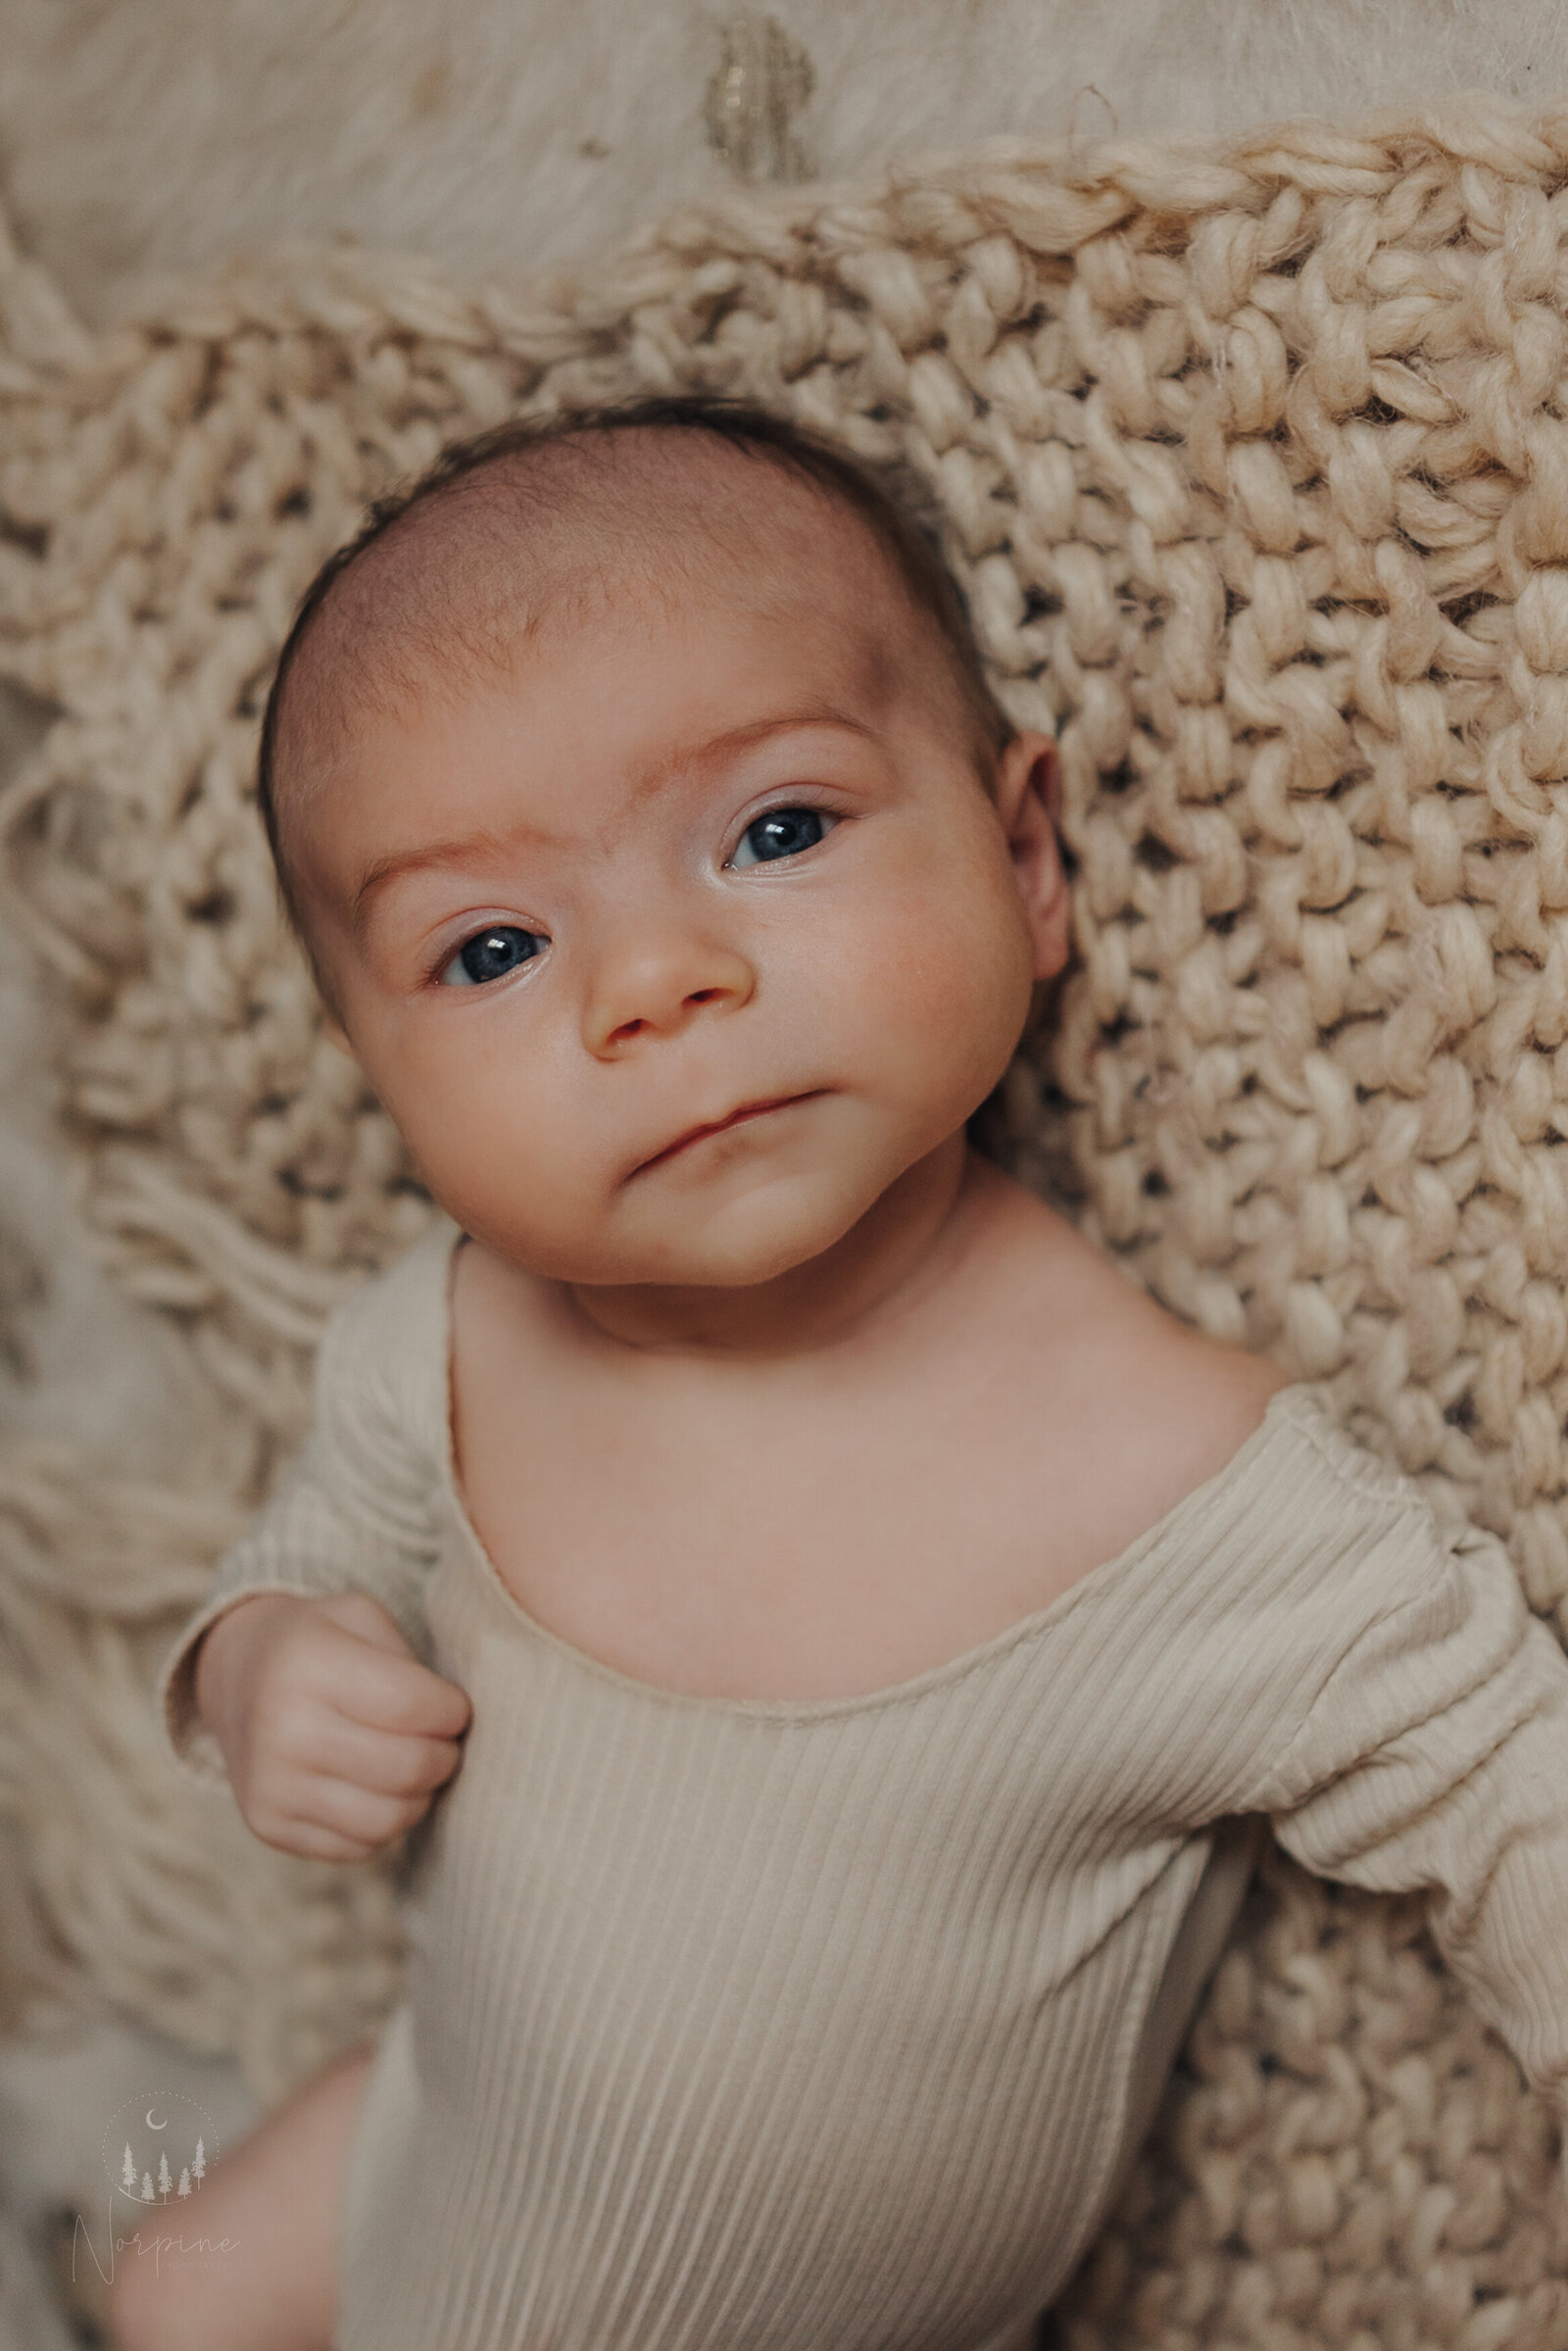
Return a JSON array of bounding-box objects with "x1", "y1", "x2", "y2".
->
[
  {"x1": 832, "y1": 873, "x2": 1031, "y2": 1089},
  {"x1": 362, "y1": 1051, "x2": 553, "y2": 1238}
]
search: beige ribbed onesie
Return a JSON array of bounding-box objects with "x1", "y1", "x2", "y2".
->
[{"x1": 159, "y1": 1217, "x2": 1568, "y2": 2351}]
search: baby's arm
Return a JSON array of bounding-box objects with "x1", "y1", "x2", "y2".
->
[
  {"x1": 156, "y1": 1221, "x2": 470, "y2": 1854},
  {"x1": 1245, "y1": 1502, "x2": 1568, "y2": 2167}
]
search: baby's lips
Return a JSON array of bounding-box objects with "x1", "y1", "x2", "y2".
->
[{"x1": 631, "y1": 1088, "x2": 826, "y2": 1175}]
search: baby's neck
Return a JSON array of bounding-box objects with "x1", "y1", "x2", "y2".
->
[{"x1": 562, "y1": 1132, "x2": 976, "y2": 1361}]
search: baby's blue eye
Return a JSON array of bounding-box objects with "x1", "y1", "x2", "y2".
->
[
  {"x1": 439, "y1": 926, "x2": 545, "y2": 987},
  {"x1": 728, "y1": 807, "x2": 835, "y2": 869}
]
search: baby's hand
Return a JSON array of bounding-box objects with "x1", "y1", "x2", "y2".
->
[{"x1": 191, "y1": 1590, "x2": 472, "y2": 1863}]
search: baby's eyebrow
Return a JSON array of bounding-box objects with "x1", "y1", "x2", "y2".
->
[
  {"x1": 351, "y1": 827, "x2": 536, "y2": 932},
  {"x1": 349, "y1": 707, "x2": 876, "y2": 929},
  {"x1": 631, "y1": 705, "x2": 873, "y2": 799}
]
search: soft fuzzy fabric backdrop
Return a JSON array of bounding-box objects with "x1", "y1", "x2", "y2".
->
[
  {"x1": 9, "y1": 90, "x2": 1568, "y2": 2349},
  {"x1": 3, "y1": 0, "x2": 1568, "y2": 323}
]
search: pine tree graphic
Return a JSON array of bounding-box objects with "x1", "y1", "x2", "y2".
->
[
  {"x1": 121, "y1": 2146, "x2": 137, "y2": 2193},
  {"x1": 192, "y1": 2138, "x2": 206, "y2": 2184},
  {"x1": 177, "y1": 2168, "x2": 191, "y2": 2198},
  {"x1": 157, "y1": 2151, "x2": 172, "y2": 2199},
  {"x1": 141, "y1": 2173, "x2": 155, "y2": 2202}
]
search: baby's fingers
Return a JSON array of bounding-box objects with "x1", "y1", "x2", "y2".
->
[
  {"x1": 294, "y1": 1608, "x2": 472, "y2": 1741},
  {"x1": 310, "y1": 1715, "x2": 466, "y2": 1801},
  {"x1": 253, "y1": 1773, "x2": 432, "y2": 1862},
  {"x1": 261, "y1": 1817, "x2": 383, "y2": 1867}
]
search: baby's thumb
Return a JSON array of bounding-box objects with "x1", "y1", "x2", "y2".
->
[{"x1": 315, "y1": 1589, "x2": 416, "y2": 1656}]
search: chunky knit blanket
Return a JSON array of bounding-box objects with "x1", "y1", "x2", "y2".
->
[{"x1": 4, "y1": 97, "x2": 1568, "y2": 2348}]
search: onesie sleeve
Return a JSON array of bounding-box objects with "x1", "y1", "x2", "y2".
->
[
  {"x1": 1244, "y1": 1494, "x2": 1568, "y2": 2157},
  {"x1": 155, "y1": 1218, "x2": 456, "y2": 1793}
]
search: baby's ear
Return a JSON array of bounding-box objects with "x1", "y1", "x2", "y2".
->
[{"x1": 996, "y1": 733, "x2": 1069, "y2": 983}]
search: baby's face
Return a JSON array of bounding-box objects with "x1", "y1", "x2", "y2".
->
[{"x1": 291, "y1": 545, "x2": 1062, "y2": 1294}]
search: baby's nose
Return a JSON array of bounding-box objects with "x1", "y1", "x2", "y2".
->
[{"x1": 581, "y1": 923, "x2": 755, "y2": 1055}]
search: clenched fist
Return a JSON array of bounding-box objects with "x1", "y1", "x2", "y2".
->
[{"x1": 192, "y1": 1589, "x2": 472, "y2": 1862}]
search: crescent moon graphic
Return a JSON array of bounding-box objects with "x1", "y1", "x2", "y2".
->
[{"x1": 145, "y1": 2111, "x2": 168, "y2": 2131}]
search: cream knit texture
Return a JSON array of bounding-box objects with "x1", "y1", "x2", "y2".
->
[{"x1": 158, "y1": 1220, "x2": 1568, "y2": 2351}]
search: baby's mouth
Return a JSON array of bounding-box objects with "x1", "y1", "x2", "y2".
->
[{"x1": 633, "y1": 1092, "x2": 823, "y2": 1176}]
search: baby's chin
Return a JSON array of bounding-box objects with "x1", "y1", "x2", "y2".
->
[{"x1": 469, "y1": 1166, "x2": 886, "y2": 1295}]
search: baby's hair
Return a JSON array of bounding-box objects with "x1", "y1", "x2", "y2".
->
[{"x1": 257, "y1": 394, "x2": 1015, "y2": 958}]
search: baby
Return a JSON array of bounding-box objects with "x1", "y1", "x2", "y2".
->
[{"x1": 116, "y1": 398, "x2": 1568, "y2": 2351}]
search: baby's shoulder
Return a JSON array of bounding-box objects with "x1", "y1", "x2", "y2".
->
[
  {"x1": 1082, "y1": 1259, "x2": 1291, "y2": 1439},
  {"x1": 313, "y1": 1211, "x2": 460, "y2": 1445},
  {"x1": 327, "y1": 1213, "x2": 459, "y2": 1346},
  {"x1": 1064, "y1": 1298, "x2": 1292, "y2": 1566},
  {"x1": 973, "y1": 1163, "x2": 1284, "y2": 1404},
  {"x1": 968, "y1": 1171, "x2": 1293, "y2": 1559}
]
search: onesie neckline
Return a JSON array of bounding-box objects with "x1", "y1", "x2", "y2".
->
[{"x1": 426, "y1": 1217, "x2": 1333, "y2": 1723}]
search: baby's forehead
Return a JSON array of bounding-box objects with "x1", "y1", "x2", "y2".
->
[{"x1": 279, "y1": 434, "x2": 921, "y2": 772}]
